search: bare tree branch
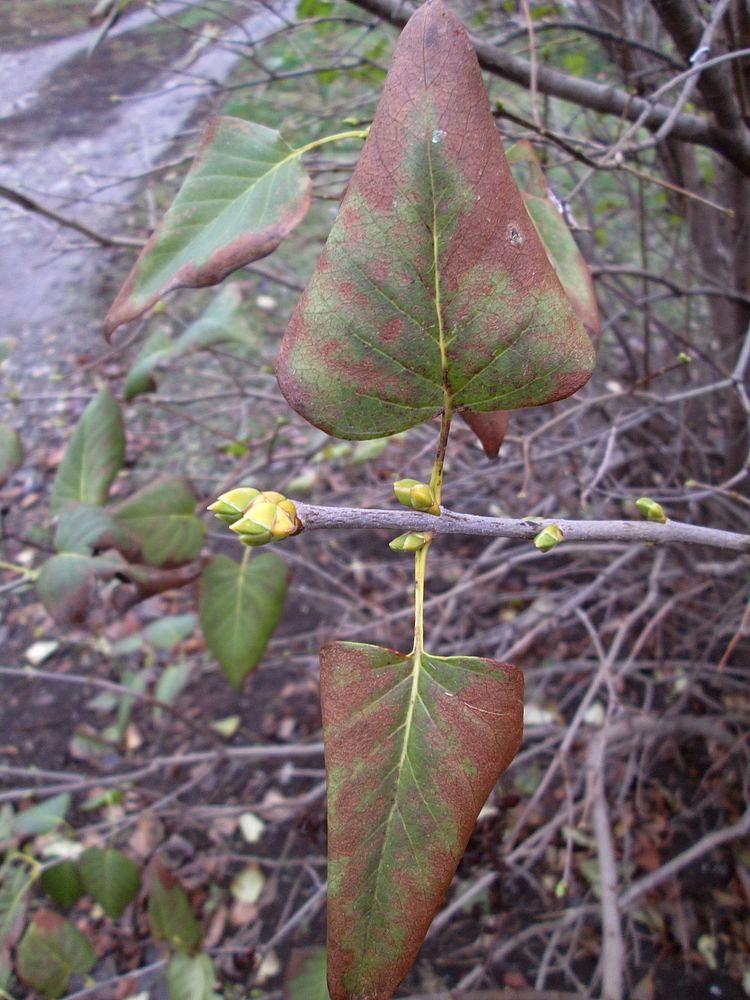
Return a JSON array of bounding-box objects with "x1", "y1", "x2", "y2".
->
[
  {"x1": 293, "y1": 503, "x2": 750, "y2": 553},
  {"x1": 345, "y1": 0, "x2": 750, "y2": 174}
]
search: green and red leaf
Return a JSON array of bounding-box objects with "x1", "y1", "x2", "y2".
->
[
  {"x1": 105, "y1": 118, "x2": 312, "y2": 335},
  {"x1": 277, "y1": 0, "x2": 595, "y2": 440},
  {"x1": 16, "y1": 910, "x2": 96, "y2": 998},
  {"x1": 321, "y1": 641, "x2": 523, "y2": 1000}
]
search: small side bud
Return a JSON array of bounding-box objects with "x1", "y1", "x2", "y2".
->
[
  {"x1": 393, "y1": 479, "x2": 440, "y2": 516},
  {"x1": 389, "y1": 531, "x2": 433, "y2": 553},
  {"x1": 207, "y1": 487, "x2": 260, "y2": 525},
  {"x1": 534, "y1": 524, "x2": 564, "y2": 552},
  {"x1": 635, "y1": 497, "x2": 667, "y2": 523}
]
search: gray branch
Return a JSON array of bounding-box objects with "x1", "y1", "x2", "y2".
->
[{"x1": 294, "y1": 503, "x2": 750, "y2": 554}]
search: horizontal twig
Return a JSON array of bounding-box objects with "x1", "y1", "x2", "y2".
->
[{"x1": 293, "y1": 503, "x2": 750, "y2": 554}]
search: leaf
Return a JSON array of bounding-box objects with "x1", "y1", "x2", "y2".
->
[
  {"x1": 41, "y1": 861, "x2": 86, "y2": 910},
  {"x1": 144, "y1": 613, "x2": 196, "y2": 650},
  {"x1": 123, "y1": 287, "x2": 252, "y2": 401},
  {"x1": 199, "y1": 552, "x2": 289, "y2": 688},
  {"x1": 105, "y1": 118, "x2": 312, "y2": 335},
  {"x1": 14, "y1": 793, "x2": 71, "y2": 837},
  {"x1": 507, "y1": 140, "x2": 600, "y2": 343},
  {"x1": 113, "y1": 478, "x2": 205, "y2": 566},
  {"x1": 124, "y1": 328, "x2": 173, "y2": 401},
  {"x1": 166, "y1": 953, "x2": 219, "y2": 1000},
  {"x1": 0, "y1": 857, "x2": 34, "y2": 945},
  {"x1": 36, "y1": 553, "x2": 120, "y2": 624},
  {"x1": 0, "y1": 424, "x2": 22, "y2": 485},
  {"x1": 154, "y1": 662, "x2": 192, "y2": 717},
  {"x1": 78, "y1": 847, "x2": 140, "y2": 919},
  {"x1": 285, "y1": 948, "x2": 330, "y2": 1000},
  {"x1": 321, "y1": 641, "x2": 523, "y2": 1000},
  {"x1": 17, "y1": 911, "x2": 96, "y2": 999},
  {"x1": 54, "y1": 502, "x2": 140, "y2": 559},
  {"x1": 459, "y1": 409, "x2": 510, "y2": 458},
  {"x1": 173, "y1": 284, "x2": 253, "y2": 352},
  {"x1": 50, "y1": 388, "x2": 125, "y2": 514},
  {"x1": 148, "y1": 862, "x2": 202, "y2": 954},
  {"x1": 277, "y1": 0, "x2": 595, "y2": 440}
]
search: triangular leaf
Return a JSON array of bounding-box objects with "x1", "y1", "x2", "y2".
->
[
  {"x1": 0, "y1": 424, "x2": 22, "y2": 485},
  {"x1": 148, "y1": 862, "x2": 202, "y2": 954},
  {"x1": 113, "y1": 478, "x2": 205, "y2": 566},
  {"x1": 321, "y1": 641, "x2": 523, "y2": 1000},
  {"x1": 105, "y1": 118, "x2": 312, "y2": 335},
  {"x1": 50, "y1": 388, "x2": 125, "y2": 514},
  {"x1": 199, "y1": 552, "x2": 289, "y2": 688},
  {"x1": 277, "y1": 0, "x2": 595, "y2": 440},
  {"x1": 17, "y1": 911, "x2": 96, "y2": 999},
  {"x1": 78, "y1": 847, "x2": 140, "y2": 920}
]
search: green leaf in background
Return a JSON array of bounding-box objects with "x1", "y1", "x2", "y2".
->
[
  {"x1": 41, "y1": 861, "x2": 86, "y2": 910},
  {"x1": 17, "y1": 911, "x2": 96, "y2": 999},
  {"x1": 123, "y1": 286, "x2": 253, "y2": 401},
  {"x1": 105, "y1": 118, "x2": 313, "y2": 334},
  {"x1": 0, "y1": 857, "x2": 34, "y2": 945},
  {"x1": 199, "y1": 552, "x2": 289, "y2": 688},
  {"x1": 36, "y1": 553, "x2": 120, "y2": 624},
  {"x1": 50, "y1": 388, "x2": 125, "y2": 514},
  {"x1": 113, "y1": 478, "x2": 205, "y2": 566},
  {"x1": 54, "y1": 502, "x2": 140, "y2": 559},
  {"x1": 144, "y1": 613, "x2": 196, "y2": 650},
  {"x1": 0, "y1": 423, "x2": 22, "y2": 485},
  {"x1": 124, "y1": 328, "x2": 173, "y2": 400},
  {"x1": 166, "y1": 953, "x2": 220, "y2": 1000},
  {"x1": 154, "y1": 662, "x2": 192, "y2": 720},
  {"x1": 148, "y1": 862, "x2": 202, "y2": 954},
  {"x1": 277, "y1": 1, "x2": 595, "y2": 440},
  {"x1": 321, "y1": 641, "x2": 523, "y2": 1000},
  {"x1": 174, "y1": 284, "x2": 253, "y2": 352},
  {"x1": 14, "y1": 793, "x2": 71, "y2": 837},
  {"x1": 78, "y1": 847, "x2": 140, "y2": 920},
  {"x1": 284, "y1": 947, "x2": 330, "y2": 1000}
]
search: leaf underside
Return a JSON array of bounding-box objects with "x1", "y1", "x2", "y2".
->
[
  {"x1": 105, "y1": 117, "x2": 312, "y2": 335},
  {"x1": 321, "y1": 641, "x2": 523, "y2": 1000},
  {"x1": 277, "y1": 0, "x2": 595, "y2": 441}
]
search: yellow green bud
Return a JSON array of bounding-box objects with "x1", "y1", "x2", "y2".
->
[
  {"x1": 393, "y1": 479, "x2": 440, "y2": 516},
  {"x1": 389, "y1": 531, "x2": 433, "y2": 553},
  {"x1": 534, "y1": 524, "x2": 564, "y2": 552},
  {"x1": 207, "y1": 487, "x2": 260, "y2": 524},
  {"x1": 635, "y1": 497, "x2": 666, "y2": 523},
  {"x1": 227, "y1": 491, "x2": 299, "y2": 546}
]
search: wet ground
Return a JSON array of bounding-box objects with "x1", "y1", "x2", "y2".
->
[{"x1": 0, "y1": 0, "x2": 294, "y2": 399}]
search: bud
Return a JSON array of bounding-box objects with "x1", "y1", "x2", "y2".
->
[
  {"x1": 393, "y1": 479, "x2": 440, "y2": 516},
  {"x1": 533, "y1": 523, "x2": 564, "y2": 552},
  {"x1": 635, "y1": 497, "x2": 666, "y2": 523},
  {"x1": 222, "y1": 490, "x2": 299, "y2": 546},
  {"x1": 389, "y1": 531, "x2": 433, "y2": 553},
  {"x1": 207, "y1": 487, "x2": 260, "y2": 525}
]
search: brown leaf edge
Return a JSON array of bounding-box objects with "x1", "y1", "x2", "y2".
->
[
  {"x1": 104, "y1": 117, "x2": 312, "y2": 337},
  {"x1": 321, "y1": 641, "x2": 524, "y2": 1000}
]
